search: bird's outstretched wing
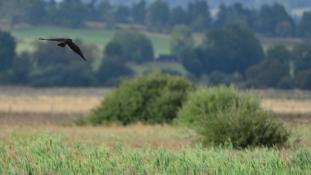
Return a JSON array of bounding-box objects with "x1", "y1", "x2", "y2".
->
[
  {"x1": 67, "y1": 41, "x2": 86, "y2": 61},
  {"x1": 39, "y1": 38, "x2": 67, "y2": 42}
]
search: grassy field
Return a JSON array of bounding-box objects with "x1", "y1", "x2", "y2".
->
[
  {"x1": 129, "y1": 62, "x2": 190, "y2": 76},
  {"x1": 0, "y1": 87, "x2": 310, "y2": 174},
  {"x1": 259, "y1": 37, "x2": 303, "y2": 51}
]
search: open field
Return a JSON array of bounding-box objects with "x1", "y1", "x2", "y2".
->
[
  {"x1": 261, "y1": 99, "x2": 311, "y2": 115},
  {"x1": 2, "y1": 96, "x2": 311, "y2": 118},
  {"x1": 259, "y1": 37, "x2": 303, "y2": 51},
  {"x1": 1, "y1": 87, "x2": 311, "y2": 124},
  {"x1": 0, "y1": 87, "x2": 310, "y2": 174},
  {"x1": 129, "y1": 62, "x2": 190, "y2": 76}
]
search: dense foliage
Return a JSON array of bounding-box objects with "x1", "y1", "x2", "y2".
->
[
  {"x1": 177, "y1": 87, "x2": 289, "y2": 148},
  {"x1": 30, "y1": 41, "x2": 97, "y2": 86},
  {"x1": 1, "y1": 0, "x2": 311, "y2": 37},
  {"x1": 0, "y1": 28, "x2": 140, "y2": 87},
  {"x1": 181, "y1": 25, "x2": 263, "y2": 76},
  {"x1": 1, "y1": 23, "x2": 311, "y2": 89},
  {"x1": 89, "y1": 73, "x2": 193, "y2": 125},
  {"x1": 106, "y1": 29, "x2": 154, "y2": 63},
  {"x1": 247, "y1": 42, "x2": 311, "y2": 89},
  {"x1": 170, "y1": 25, "x2": 194, "y2": 60},
  {"x1": 0, "y1": 31, "x2": 16, "y2": 72},
  {"x1": 202, "y1": 25, "x2": 263, "y2": 74},
  {"x1": 96, "y1": 57, "x2": 133, "y2": 86}
]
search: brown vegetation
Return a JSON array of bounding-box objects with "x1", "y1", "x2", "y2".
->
[
  {"x1": 261, "y1": 99, "x2": 311, "y2": 114},
  {"x1": 0, "y1": 124, "x2": 196, "y2": 149}
]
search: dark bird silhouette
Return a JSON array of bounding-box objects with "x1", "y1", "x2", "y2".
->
[{"x1": 39, "y1": 38, "x2": 86, "y2": 61}]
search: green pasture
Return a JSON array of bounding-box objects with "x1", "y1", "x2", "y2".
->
[{"x1": 129, "y1": 61, "x2": 189, "y2": 76}]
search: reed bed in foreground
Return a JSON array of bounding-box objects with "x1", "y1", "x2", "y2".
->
[
  {"x1": 0, "y1": 124, "x2": 310, "y2": 175},
  {"x1": 0, "y1": 133, "x2": 310, "y2": 175}
]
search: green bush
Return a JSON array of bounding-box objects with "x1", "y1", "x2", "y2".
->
[
  {"x1": 177, "y1": 86, "x2": 288, "y2": 148},
  {"x1": 89, "y1": 72, "x2": 193, "y2": 125}
]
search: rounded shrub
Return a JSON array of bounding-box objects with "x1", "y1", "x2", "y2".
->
[
  {"x1": 177, "y1": 86, "x2": 289, "y2": 148},
  {"x1": 89, "y1": 72, "x2": 194, "y2": 125}
]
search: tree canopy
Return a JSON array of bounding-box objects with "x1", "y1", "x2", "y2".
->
[
  {"x1": 0, "y1": 0, "x2": 308, "y2": 37},
  {"x1": 106, "y1": 29, "x2": 154, "y2": 63},
  {"x1": 146, "y1": 0, "x2": 171, "y2": 32},
  {"x1": 0, "y1": 31, "x2": 16, "y2": 72},
  {"x1": 298, "y1": 12, "x2": 311, "y2": 37},
  {"x1": 203, "y1": 25, "x2": 263, "y2": 74},
  {"x1": 170, "y1": 25, "x2": 194, "y2": 60}
]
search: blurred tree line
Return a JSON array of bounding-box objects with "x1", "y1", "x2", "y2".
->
[
  {"x1": 171, "y1": 24, "x2": 311, "y2": 89},
  {"x1": 0, "y1": 29, "x2": 156, "y2": 87},
  {"x1": 1, "y1": 0, "x2": 311, "y2": 37},
  {"x1": 2, "y1": 25, "x2": 311, "y2": 89}
]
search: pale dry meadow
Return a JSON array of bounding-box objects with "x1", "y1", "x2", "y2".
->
[{"x1": 0, "y1": 87, "x2": 311, "y2": 124}]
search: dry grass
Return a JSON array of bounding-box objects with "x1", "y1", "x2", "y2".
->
[
  {"x1": 0, "y1": 122, "x2": 310, "y2": 151},
  {"x1": 0, "y1": 86, "x2": 105, "y2": 114},
  {"x1": 3, "y1": 96, "x2": 310, "y2": 115},
  {"x1": 0, "y1": 124, "x2": 196, "y2": 149},
  {"x1": 0, "y1": 87, "x2": 309, "y2": 149},
  {"x1": 0, "y1": 95, "x2": 100, "y2": 114},
  {"x1": 0, "y1": 87, "x2": 311, "y2": 125},
  {"x1": 261, "y1": 99, "x2": 311, "y2": 114},
  {"x1": 0, "y1": 87, "x2": 311, "y2": 115}
]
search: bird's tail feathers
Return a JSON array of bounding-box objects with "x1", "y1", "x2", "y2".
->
[
  {"x1": 81, "y1": 56, "x2": 87, "y2": 61},
  {"x1": 57, "y1": 43, "x2": 66, "y2": 48}
]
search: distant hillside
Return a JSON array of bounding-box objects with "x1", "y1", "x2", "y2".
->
[
  {"x1": 208, "y1": 0, "x2": 311, "y2": 8},
  {"x1": 109, "y1": 0, "x2": 189, "y2": 7},
  {"x1": 110, "y1": 0, "x2": 311, "y2": 9}
]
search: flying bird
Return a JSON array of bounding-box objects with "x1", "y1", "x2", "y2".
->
[{"x1": 39, "y1": 38, "x2": 86, "y2": 61}]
